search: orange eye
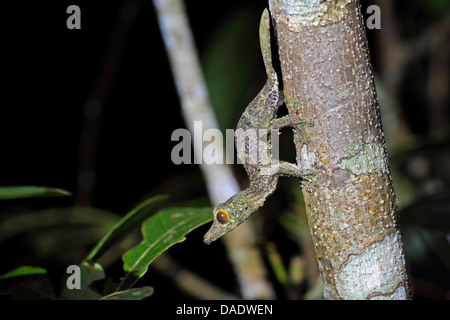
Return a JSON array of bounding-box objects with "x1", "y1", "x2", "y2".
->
[{"x1": 216, "y1": 210, "x2": 229, "y2": 224}]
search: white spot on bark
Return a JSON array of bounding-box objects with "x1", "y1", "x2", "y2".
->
[
  {"x1": 369, "y1": 286, "x2": 407, "y2": 300},
  {"x1": 300, "y1": 144, "x2": 316, "y2": 172},
  {"x1": 269, "y1": 0, "x2": 353, "y2": 30},
  {"x1": 336, "y1": 232, "x2": 407, "y2": 299}
]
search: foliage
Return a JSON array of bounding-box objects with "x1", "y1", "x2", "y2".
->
[
  {"x1": 0, "y1": 186, "x2": 71, "y2": 200},
  {"x1": 0, "y1": 188, "x2": 212, "y2": 300},
  {"x1": 119, "y1": 207, "x2": 211, "y2": 290}
]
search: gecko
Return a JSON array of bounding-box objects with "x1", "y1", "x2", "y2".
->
[{"x1": 203, "y1": 8, "x2": 314, "y2": 245}]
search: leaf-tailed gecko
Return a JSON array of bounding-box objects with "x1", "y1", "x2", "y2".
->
[{"x1": 204, "y1": 8, "x2": 314, "y2": 244}]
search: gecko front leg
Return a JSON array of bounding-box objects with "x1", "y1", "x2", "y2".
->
[
  {"x1": 277, "y1": 160, "x2": 314, "y2": 178},
  {"x1": 270, "y1": 115, "x2": 314, "y2": 130}
]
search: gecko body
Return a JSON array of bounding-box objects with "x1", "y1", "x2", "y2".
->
[{"x1": 204, "y1": 9, "x2": 313, "y2": 245}]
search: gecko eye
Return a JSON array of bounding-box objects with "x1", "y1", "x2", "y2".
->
[{"x1": 216, "y1": 210, "x2": 229, "y2": 224}]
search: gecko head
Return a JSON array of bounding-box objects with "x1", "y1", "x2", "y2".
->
[{"x1": 203, "y1": 196, "x2": 253, "y2": 245}]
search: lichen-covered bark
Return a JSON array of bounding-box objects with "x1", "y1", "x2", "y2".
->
[{"x1": 269, "y1": 0, "x2": 411, "y2": 299}]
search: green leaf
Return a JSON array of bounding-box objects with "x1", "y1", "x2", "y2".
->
[
  {"x1": 84, "y1": 194, "x2": 169, "y2": 262},
  {"x1": 100, "y1": 286, "x2": 154, "y2": 300},
  {"x1": 0, "y1": 266, "x2": 46, "y2": 280},
  {"x1": 118, "y1": 207, "x2": 212, "y2": 290},
  {"x1": 0, "y1": 186, "x2": 72, "y2": 200},
  {"x1": 0, "y1": 267, "x2": 55, "y2": 300},
  {"x1": 60, "y1": 262, "x2": 105, "y2": 300},
  {"x1": 103, "y1": 277, "x2": 120, "y2": 296}
]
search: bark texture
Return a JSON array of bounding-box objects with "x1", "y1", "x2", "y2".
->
[{"x1": 269, "y1": 0, "x2": 411, "y2": 299}]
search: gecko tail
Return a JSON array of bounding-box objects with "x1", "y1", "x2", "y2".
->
[{"x1": 259, "y1": 8, "x2": 277, "y2": 84}]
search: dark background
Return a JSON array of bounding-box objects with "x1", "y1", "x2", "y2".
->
[{"x1": 0, "y1": 0, "x2": 449, "y2": 300}]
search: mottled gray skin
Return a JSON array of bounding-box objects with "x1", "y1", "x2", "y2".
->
[{"x1": 204, "y1": 9, "x2": 313, "y2": 244}]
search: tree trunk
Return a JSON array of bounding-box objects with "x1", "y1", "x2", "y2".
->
[{"x1": 269, "y1": 0, "x2": 411, "y2": 299}]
